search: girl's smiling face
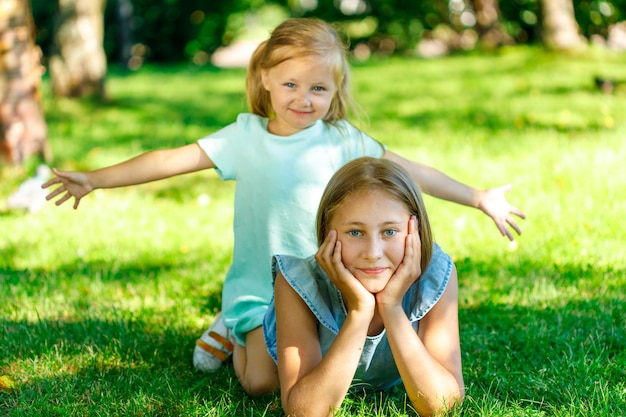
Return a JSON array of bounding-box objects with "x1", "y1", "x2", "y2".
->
[
  {"x1": 329, "y1": 189, "x2": 411, "y2": 294},
  {"x1": 262, "y1": 55, "x2": 337, "y2": 136}
]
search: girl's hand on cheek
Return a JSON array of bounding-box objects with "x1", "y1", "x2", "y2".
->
[
  {"x1": 316, "y1": 231, "x2": 375, "y2": 316},
  {"x1": 377, "y1": 216, "x2": 422, "y2": 309}
]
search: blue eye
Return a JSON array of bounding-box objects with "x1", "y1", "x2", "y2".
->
[
  {"x1": 313, "y1": 86, "x2": 325, "y2": 92},
  {"x1": 347, "y1": 230, "x2": 362, "y2": 237},
  {"x1": 384, "y1": 229, "x2": 398, "y2": 237},
  {"x1": 285, "y1": 82, "x2": 295, "y2": 88}
]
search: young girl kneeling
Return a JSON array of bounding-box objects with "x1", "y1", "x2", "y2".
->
[{"x1": 264, "y1": 157, "x2": 464, "y2": 417}]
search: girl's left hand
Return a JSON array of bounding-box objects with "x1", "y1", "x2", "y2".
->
[
  {"x1": 376, "y1": 216, "x2": 421, "y2": 309},
  {"x1": 478, "y1": 184, "x2": 526, "y2": 241}
]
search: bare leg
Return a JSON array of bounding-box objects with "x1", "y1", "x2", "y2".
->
[{"x1": 233, "y1": 326, "x2": 279, "y2": 396}]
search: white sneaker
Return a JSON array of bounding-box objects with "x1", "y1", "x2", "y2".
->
[{"x1": 193, "y1": 314, "x2": 235, "y2": 372}]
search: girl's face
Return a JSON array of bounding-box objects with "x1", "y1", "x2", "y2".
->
[
  {"x1": 262, "y1": 55, "x2": 337, "y2": 136},
  {"x1": 329, "y1": 189, "x2": 411, "y2": 294}
]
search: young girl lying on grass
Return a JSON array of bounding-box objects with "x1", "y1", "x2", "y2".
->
[{"x1": 264, "y1": 157, "x2": 464, "y2": 416}]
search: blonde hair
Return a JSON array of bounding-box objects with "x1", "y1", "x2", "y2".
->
[
  {"x1": 246, "y1": 18, "x2": 355, "y2": 124},
  {"x1": 316, "y1": 157, "x2": 433, "y2": 272}
]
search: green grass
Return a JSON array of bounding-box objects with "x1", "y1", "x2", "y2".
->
[{"x1": 2, "y1": 45, "x2": 625, "y2": 416}]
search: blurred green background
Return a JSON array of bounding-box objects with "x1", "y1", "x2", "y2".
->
[{"x1": 31, "y1": 0, "x2": 626, "y2": 64}]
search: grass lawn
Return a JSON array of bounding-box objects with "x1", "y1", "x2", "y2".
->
[{"x1": 1, "y1": 45, "x2": 625, "y2": 416}]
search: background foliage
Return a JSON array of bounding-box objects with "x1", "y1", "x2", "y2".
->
[{"x1": 31, "y1": 0, "x2": 626, "y2": 64}]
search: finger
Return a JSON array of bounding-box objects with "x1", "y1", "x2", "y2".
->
[
  {"x1": 41, "y1": 177, "x2": 61, "y2": 189},
  {"x1": 404, "y1": 219, "x2": 412, "y2": 259},
  {"x1": 411, "y1": 216, "x2": 421, "y2": 247},
  {"x1": 494, "y1": 220, "x2": 509, "y2": 239},
  {"x1": 404, "y1": 235, "x2": 415, "y2": 255},
  {"x1": 507, "y1": 218, "x2": 522, "y2": 236},
  {"x1": 45, "y1": 186, "x2": 65, "y2": 200},
  {"x1": 320, "y1": 231, "x2": 336, "y2": 259},
  {"x1": 315, "y1": 230, "x2": 336, "y2": 271},
  {"x1": 404, "y1": 215, "x2": 414, "y2": 244},
  {"x1": 399, "y1": 218, "x2": 419, "y2": 275},
  {"x1": 331, "y1": 240, "x2": 343, "y2": 267},
  {"x1": 55, "y1": 192, "x2": 71, "y2": 206},
  {"x1": 404, "y1": 233, "x2": 415, "y2": 262},
  {"x1": 511, "y1": 208, "x2": 526, "y2": 220},
  {"x1": 500, "y1": 223, "x2": 514, "y2": 241},
  {"x1": 317, "y1": 231, "x2": 331, "y2": 253}
]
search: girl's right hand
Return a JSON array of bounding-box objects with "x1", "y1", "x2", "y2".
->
[
  {"x1": 42, "y1": 168, "x2": 94, "y2": 209},
  {"x1": 315, "y1": 230, "x2": 375, "y2": 317}
]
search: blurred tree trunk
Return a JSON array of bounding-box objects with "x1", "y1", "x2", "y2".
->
[
  {"x1": 473, "y1": 0, "x2": 513, "y2": 48},
  {"x1": 117, "y1": 0, "x2": 134, "y2": 68},
  {"x1": 538, "y1": 0, "x2": 585, "y2": 50},
  {"x1": 50, "y1": 0, "x2": 107, "y2": 99},
  {"x1": 0, "y1": 0, "x2": 49, "y2": 165}
]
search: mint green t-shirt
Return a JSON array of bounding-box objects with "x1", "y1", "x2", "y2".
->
[{"x1": 197, "y1": 113, "x2": 384, "y2": 344}]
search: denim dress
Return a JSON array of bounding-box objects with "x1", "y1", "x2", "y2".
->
[{"x1": 263, "y1": 243, "x2": 453, "y2": 391}]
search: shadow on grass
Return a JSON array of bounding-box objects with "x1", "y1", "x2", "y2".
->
[
  {"x1": 454, "y1": 258, "x2": 626, "y2": 415},
  {"x1": 2, "y1": 254, "x2": 624, "y2": 415},
  {"x1": 461, "y1": 300, "x2": 625, "y2": 398},
  {"x1": 1, "y1": 261, "x2": 224, "y2": 319},
  {"x1": 0, "y1": 316, "x2": 282, "y2": 416},
  {"x1": 0, "y1": 315, "x2": 414, "y2": 416},
  {"x1": 2, "y1": 296, "x2": 623, "y2": 415}
]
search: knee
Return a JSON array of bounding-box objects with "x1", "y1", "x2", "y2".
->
[
  {"x1": 240, "y1": 372, "x2": 279, "y2": 396},
  {"x1": 233, "y1": 354, "x2": 278, "y2": 395}
]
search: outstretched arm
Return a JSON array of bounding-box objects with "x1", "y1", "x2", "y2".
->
[
  {"x1": 42, "y1": 143, "x2": 214, "y2": 209},
  {"x1": 383, "y1": 150, "x2": 525, "y2": 241}
]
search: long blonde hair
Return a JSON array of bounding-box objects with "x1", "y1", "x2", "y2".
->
[
  {"x1": 246, "y1": 18, "x2": 355, "y2": 124},
  {"x1": 316, "y1": 157, "x2": 433, "y2": 272}
]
